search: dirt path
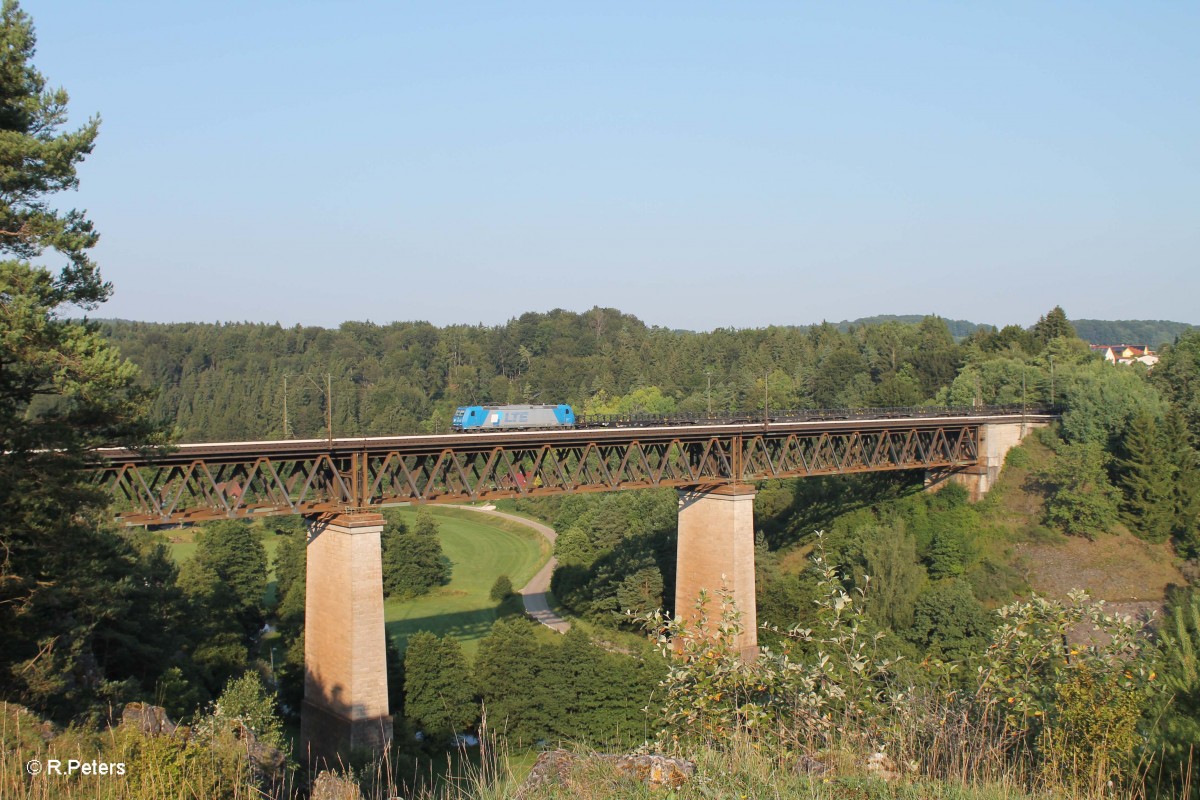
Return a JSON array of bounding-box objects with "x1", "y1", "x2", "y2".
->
[{"x1": 454, "y1": 505, "x2": 570, "y2": 633}]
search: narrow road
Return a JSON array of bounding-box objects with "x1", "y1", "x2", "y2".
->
[{"x1": 454, "y1": 505, "x2": 570, "y2": 633}]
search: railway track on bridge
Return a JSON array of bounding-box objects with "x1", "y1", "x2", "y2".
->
[{"x1": 94, "y1": 407, "x2": 1057, "y2": 525}]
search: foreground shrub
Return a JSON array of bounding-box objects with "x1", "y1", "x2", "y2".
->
[
  {"x1": 642, "y1": 538, "x2": 1159, "y2": 798},
  {"x1": 640, "y1": 534, "x2": 902, "y2": 754}
]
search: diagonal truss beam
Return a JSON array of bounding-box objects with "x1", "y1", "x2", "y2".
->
[{"x1": 94, "y1": 422, "x2": 983, "y2": 525}]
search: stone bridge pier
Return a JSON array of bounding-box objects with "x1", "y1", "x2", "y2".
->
[
  {"x1": 675, "y1": 484, "x2": 759, "y2": 658},
  {"x1": 300, "y1": 512, "x2": 392, "y2": 765}
]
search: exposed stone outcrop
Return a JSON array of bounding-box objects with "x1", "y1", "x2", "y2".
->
[
  {"x1": 236, "y1": 724, "x2": 285, "y2": 782},
  {"x1": 120, "y1": 702, "x2": 177, "y2": 737},
  {"x1": 118, "y1": 702, "x2": 285, "y2": 785},
  {"x1": 310, "y1": 770, "x2": 365, "y2": 800}
]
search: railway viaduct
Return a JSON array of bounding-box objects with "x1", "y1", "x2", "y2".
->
[{"x1": 95, "y1": 408, "x2": 1052, "y2": 763}]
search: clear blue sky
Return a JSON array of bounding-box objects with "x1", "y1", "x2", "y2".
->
[{"x1": 27, "y1": 1, "x2": 1199, "y2": 330}]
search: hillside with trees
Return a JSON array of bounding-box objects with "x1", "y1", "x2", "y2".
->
[
  {"x1": 1071, "y1": 319, "x2": 1196, "y2": 348},
  {"x1": 4, "y1": 0, "x2": 1200, "y2": 795},
  {"x1": 96, "y1": 310, "x2": 996, "y2": 443},
  {"x1": 835, "y1": 313, "x2": 992, "y2": 339},
  {"x1": 85, "y1": 300, "x2": 1200, "y2": 797}
]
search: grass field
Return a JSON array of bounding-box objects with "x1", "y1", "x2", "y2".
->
[
  {"x1": 384, "y1": 506, "x2": 550, "y2": 659},
  {"x1": 160, "y1": 509, "x2": 553, "y2": 660}
]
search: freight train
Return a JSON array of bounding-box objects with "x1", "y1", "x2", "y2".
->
[{"x1": 450, "y1": 403, "x2": 1044, "y2": 431}]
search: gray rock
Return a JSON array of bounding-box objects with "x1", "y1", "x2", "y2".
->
[
  {"x1": 516, "y1": 749, "x2": 576, "y2": 797},
  {"x1": 120, "y1": 702, "x2": 177, "y2": 737},
  {"x1": 311, "y1": 770, "x2": 365, "y2": 800},
  {"x1": 247, "y1": 738, "x2": 286, "y2": 777},
  {"x1": 793, "y1": 753, "x2": 834, "y2": 776}
]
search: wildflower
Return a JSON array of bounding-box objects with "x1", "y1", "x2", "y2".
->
[{"x1": 1149, "y1": 672, "x2": 1156, "y2": 681}]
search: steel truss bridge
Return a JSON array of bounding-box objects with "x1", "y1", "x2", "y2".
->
[{"x1": 94, "y1": 408, "x2": 1054, "y2": 526}]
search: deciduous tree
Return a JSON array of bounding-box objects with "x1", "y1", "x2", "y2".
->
[{"x1": 1036, "y1": 439, "x2": 1120, "y2": 538}]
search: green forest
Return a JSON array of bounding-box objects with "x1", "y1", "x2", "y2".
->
[{"x1": 3, "y1": 1, "x2": 1200, "y2": 797}]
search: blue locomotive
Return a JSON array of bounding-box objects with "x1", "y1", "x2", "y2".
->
[{"x1": 452, "y1": 404, "x2": 576, "y2": 431}]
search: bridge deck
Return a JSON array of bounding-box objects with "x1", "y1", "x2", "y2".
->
[{"x1": 94, "y1": 411, "x2": 1055, "y2": 525}]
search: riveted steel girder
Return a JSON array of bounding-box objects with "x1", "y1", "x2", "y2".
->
[{"x1": 90, "y1": 415, "x2": 1017, "y2": 525}]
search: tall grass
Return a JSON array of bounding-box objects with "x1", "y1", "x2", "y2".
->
[{"x1": 3, "y1": 701, "x2": 1193, "y2": 799}]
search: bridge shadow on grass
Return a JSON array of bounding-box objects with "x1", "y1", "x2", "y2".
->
[{"x1": 385, "y1": 606, "x2": 504, "y2": 656}]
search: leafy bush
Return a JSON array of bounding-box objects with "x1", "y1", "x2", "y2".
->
[
  {"x1": 1004, "y1": 444, "x2": 1031, "y2": 469},
  {"x1": 641, "y1": 535, "x2": 902, "y2": 753},
  {"x1": 975, "y1": 590, "x2": 1153, "y2": 793},
  {"x1": 213, "y1": 671, "x2": 286, "y2": 750},
  {"x1": 1035, "y1": 439, "x2": 1120, "y2": 538},
  {"x1": 908, "y1": 579, "x2": 993, "y2": 665}
]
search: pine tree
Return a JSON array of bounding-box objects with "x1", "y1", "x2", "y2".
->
[
  {"x1": 1114, "y1": 413, "x2": 1176, "y2": 543},
  {"x1": 403, "y1": 633, "x2": 477, "y2": 738},
  {"x1": 927, "y1": 528, "x2": 966, "y2": 579},
  {"x1": 0, "y1": 0, "x2": 171, "y2": 720},
  {"x1": 1031, "y1": 305, "x2": 1077, "y2": 347},
  {"x1": 474, "y1": 619, "x2": 541, "y2": 743},
  {"x1": 615, "y1": 565, "x2": 664, "y2": 614},
  {"x1": 538, "y1": 627, "x2": 606, "y2": 742},
  {"x1": 193, "y1": 521, "x2": 269, "y2": 623},
  {"x1": 381, "y1": 512, "x2": 450, "y2": 599},
  {"x1": 1148, "y1": 589, "x2": 1200, "y2": 793},
  {"x1": 1152, "y1": 331, "x2": 1200, "y2": 447},
  {"x1": 380, "y1": 514, "x2": 409, "y2": 597},
  {"x1": 1162, "y1": 410, "x2": 1200, "y2": 556},
  {"x1": 414, "y1": 508, "x2": 439, "y2": 538},
  {"x1": 489, "y1": 574, "x2": 514, "y2": 602},
  {"x1": 271, "y1": 523, "x2": 306, "y2": 627}
]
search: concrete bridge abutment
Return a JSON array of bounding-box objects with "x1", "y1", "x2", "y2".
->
[
  {"x1": 675, "y1": 484, "x2": 759, "y2": 659},
  {"x1": 300, "y1": 512, "x2": 392, "y2": 765},
  {"x1": 926, "y1": 419, "x2": 1050, "y2": 500}
]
